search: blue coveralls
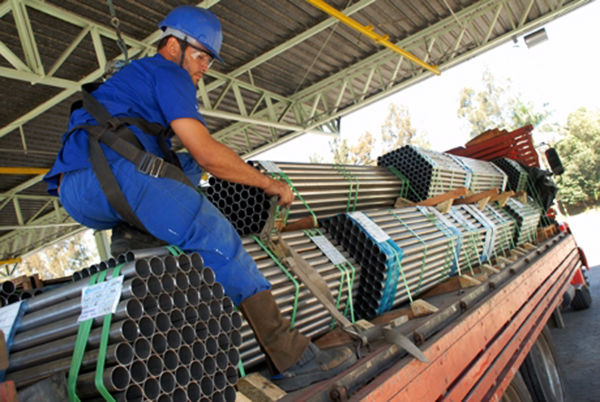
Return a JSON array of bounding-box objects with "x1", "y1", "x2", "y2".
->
[{"x1": 44, "y1": 54, "x2": 271, "y2": 305}]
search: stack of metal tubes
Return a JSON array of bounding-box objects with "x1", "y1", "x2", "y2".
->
[
  {"x1": 238, "y1": 231, "x2": 360, "y2": 370},
  {"x1": 449, "y1": 155, "x2": 508, "y2": 193},
  {"x1": 203, "y1": 174, "x2": 272, "y2": 236},
  {"x1": 504, "y1": 198, "x2": 543, "y2": 246},
  {"x1": 377, "y1": 146, "x2": 470, "y2": 202},
  {"x1": 492, "y1": 158, "x2": 529, "y2": 192},
  {"x1": 4, "y1": 251, "x2": 242, "y2": 402},
  {"x1": 482, "y1": 203, "x2": 517, "y2": 256},
  {"x1": 0, "y1": 280, "x2": 44, "y2": 306},
  {"x1": 321, "y1": 207, "x2": 459, "y2": 319},
  {"x1": 438, "y1": 205, "x2": 489, "y2": 272},
  {"x1": 251, "y1": 161, "x2": 407, "y2": 225}
]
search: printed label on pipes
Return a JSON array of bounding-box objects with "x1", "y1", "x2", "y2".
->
[
  {"x1": 311, "y1": 236, "x2": 347, "y2": 265},
  {"x1": 0, "y1": 301, "x2": 23, "y2": 340},
  {"x1": 78, "y1": 275, "x2": 124, "y2": 322},
  {"x1": 348, "y1": 211, "x2": 390, "y2": 243},
  {"x1": 259, "y1": 161, "x2": 283, "y2": 174}
]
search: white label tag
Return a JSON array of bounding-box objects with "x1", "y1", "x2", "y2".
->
[
  {"x1": 259, "y1": 161, "x2": 283, "y2": 174},
  {"x1": 78, "y1": 275, "x2": 124, "y2": 322},
  {"x1": 348, "y1": 211, "x2": 390, "y2": 243},
  {"x1": 0, "y1": 301, "x2": 23, "y2": 339},
  {"x1": 311, "y1": 236, "x2": 347, "y2": 265}
]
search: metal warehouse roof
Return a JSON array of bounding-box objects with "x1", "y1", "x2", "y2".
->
[{"x1": 0, "y1": 0, "x2": 592, "y2": 260}]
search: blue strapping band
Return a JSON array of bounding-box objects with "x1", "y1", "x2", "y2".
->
[
  {"x1": 346, "y1": 213, "x2": 404, "y2": 315},
  {"x1": 426, "y1": 208, "x2": 462, "y2": 276},
  {"x1": 376, "y1": 239, "x2": 404, "y2": 315},
  {"x1": 466, "y1": 205, "x2": 497, "y2": 262}
]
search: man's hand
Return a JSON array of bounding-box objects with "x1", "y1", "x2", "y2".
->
[{"x1": 263, "y1": 178, "x2": 295, "y2": 207}]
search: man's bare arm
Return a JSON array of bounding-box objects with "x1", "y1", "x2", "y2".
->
[{"x1": 171, "y1": 118, "x2": 294, "y2": 206}]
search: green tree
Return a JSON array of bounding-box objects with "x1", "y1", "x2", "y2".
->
[
  {"x1": 381, "y1": 104, "x2": 430, "y2": 152},
  {"x1": 554, "y1": 108, "x2": 600, "y2": 206},
  {"x1": 458, "y1": 69, "x2": 552, "y2": 137}
]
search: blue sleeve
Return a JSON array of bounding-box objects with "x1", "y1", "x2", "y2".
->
[{"x1": 154, "y1": 66, "x2": 206, "y2": 126}]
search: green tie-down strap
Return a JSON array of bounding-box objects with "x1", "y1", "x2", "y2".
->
[
  {"x1": 389, "y1": 210, "x2": 429, "y2": 295},
  {"x1": 304, "y1": 229, "x2": 356, "y2": 328},
  {"x1": 387, "y1": 166, "x2": 418, "y2": 201},
  {"x1": 267, "y1": 169, "x2": 317, "y2": 227},
  {"x1": 333, "y1": 164, "x2": 360, "y2": 212},
  {"x1": 166, "y1": 245, "x2": 184, "y2": 256},
  {"x1": 252, "y1": 235, "x2": 300, "y2": 327},
  {"x1": 68, "y1": 263, "x2": 125, "y2": 402}
]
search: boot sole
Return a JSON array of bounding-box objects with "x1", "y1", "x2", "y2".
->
[{"x1": 274, "y1": 353, "x2": 357, "y2": 392}]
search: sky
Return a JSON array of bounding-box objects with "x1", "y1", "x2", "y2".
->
[{"x1": 256, "y1": 0, "x2": 600, "y2": 162}]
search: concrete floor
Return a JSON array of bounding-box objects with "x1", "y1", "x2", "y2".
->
[{"x1": 550, "y1": 211, "x2": 600, "y2": 402}]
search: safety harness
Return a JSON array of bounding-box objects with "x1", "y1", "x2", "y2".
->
[{"x1": 67, "y1": 83, "x2": 195, "y2": 232}]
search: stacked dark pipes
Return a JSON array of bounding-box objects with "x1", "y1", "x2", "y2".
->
[
  {"x1": 0, "y1": 281, "x2": 45, "y2": 306},
  {"x1": 4, "y1": 251, "x2": 241, "y2": 402},
  {"x1": 504, "y1": 198, "x2": 543, "y2": 246},
  {"x1": 481, "y1": 204, "x2": 517, "y2": 256},
  {"x1": 203, "y1": 174, "x2": 272, "y2": 236},
  {"x1": 451, "y1": 155, "x2": 508, "y2": 193},
  {"x1": 238, "y1": 231, "x2": 360, "y2": 370},
  {"x1": 321, "y1": 207, "x2": 458, "y2": 319},
  {"x1": 378, "y1": 146, "x2": 469, "y2": 202},
  {"x1": 492, "y1": 158, "x2": 529, "y2": 192},
  {"x1": 252, "y1": 162, "x2": 405, "y2": 224}
]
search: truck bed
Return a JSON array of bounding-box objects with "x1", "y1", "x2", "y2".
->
[{"x1": 286, "y1": 232, "x2": 581, "y2": 401}]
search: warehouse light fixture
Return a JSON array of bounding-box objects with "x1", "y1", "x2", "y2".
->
[{"x1": 524, "y1": 28, "x2": 549, "y2": 48}]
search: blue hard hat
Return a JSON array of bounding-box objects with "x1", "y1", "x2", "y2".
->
[{"x1": 159, "y1": 6, "x2": 224, "y2": 63}]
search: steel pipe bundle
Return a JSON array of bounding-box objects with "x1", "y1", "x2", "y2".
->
[
  {"x1": 321, "y1": 207, "x2": 463, "y2": 319},
  {"x1": 492, "y1": 158, "x2": 529, "y2": 192},
  {"x1": 252, "y1": 161, "x2": 406, "y2": 224},
  {"x1": 237, "y1": 231, "x2": 361, "y2": 370},
  {"x1": 450, "y1": 155, "x2": 508, "y2": 193},
  {"x1": 378, "y1": 145, "x2": 470, "y2": 202},
  {"x1": 439, "y1": 205, "x2": 488, "y2": 271},
  {"x1": 204, "y1": 173, "x2": 272, "y2": 236},
  {"x1": 504, "y1": 198, "x2": 543, "y2": 246},
  {"x1": 0, "y1": 280, "x2": 46, "y2": 306},
  {"x1": 4, "y1": 251, "x2": 240, "y2": 401},
  {"x1": 482, "y1": 204, "x2": 517, "y2": 256}
]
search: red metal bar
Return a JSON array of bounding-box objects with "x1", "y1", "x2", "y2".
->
[
  {"x1": 466, "y1": 258, "x2": 578, "y2": 400},
  {"x1": 352, "y1": 235, "x2": 577, "y2": 401},
  {"x1": 444, "y1": 251, "x2": 578, "y2": 400},
  {"x1": 446, "y1": 125, "x2": 540, "y2": 167},
  {"x1": 485, "y1": 261, "x2": 579, "y2": 401}
]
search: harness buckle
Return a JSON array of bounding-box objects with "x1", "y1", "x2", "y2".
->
[{"x1": 137, "y1": 153, "x2": 165, "y2": 178}]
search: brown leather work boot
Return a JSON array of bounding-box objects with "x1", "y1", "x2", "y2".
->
[{"x1": 239, "y1": 290, "x2": 357, "y2": 392}]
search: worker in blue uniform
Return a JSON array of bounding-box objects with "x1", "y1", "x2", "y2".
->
[{"x1": 44, "y1": 6, "x2": 355, "y2": 391}]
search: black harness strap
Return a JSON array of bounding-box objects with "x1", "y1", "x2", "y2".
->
[{"x1": 71, "y1": 84, "x2": 195, "y2": 232}]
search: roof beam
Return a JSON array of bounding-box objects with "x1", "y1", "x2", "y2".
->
[{"x1": 237, "y1": 0, "x2": 590, "y2": 157}]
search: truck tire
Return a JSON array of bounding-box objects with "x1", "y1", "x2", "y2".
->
[
  {"x1": 570, "y1": 285, "x2": 592, "y2": 311},
  {"x1": 520, "y1": 326, "x2": 569, "y2": 402},
  {"x1": 500, "y1": 371, "x2": 533, "y2": 402}
]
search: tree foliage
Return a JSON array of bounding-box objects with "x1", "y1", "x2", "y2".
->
[
  {"x1": 554, "y1": 108, "x2": 600, "y2": 206},
  {"x1": 5, "y1": 230, "x2": 100, "y2": 280},
  {"x1": 321, "y1": 103, "x2": 429, "y2": 164},
  {"x1": 381, "y1": 104, "x2": 430, "y2": 152},
  {"x1": 458, "y1": 69, "x2": 552, "y2": 137}
]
